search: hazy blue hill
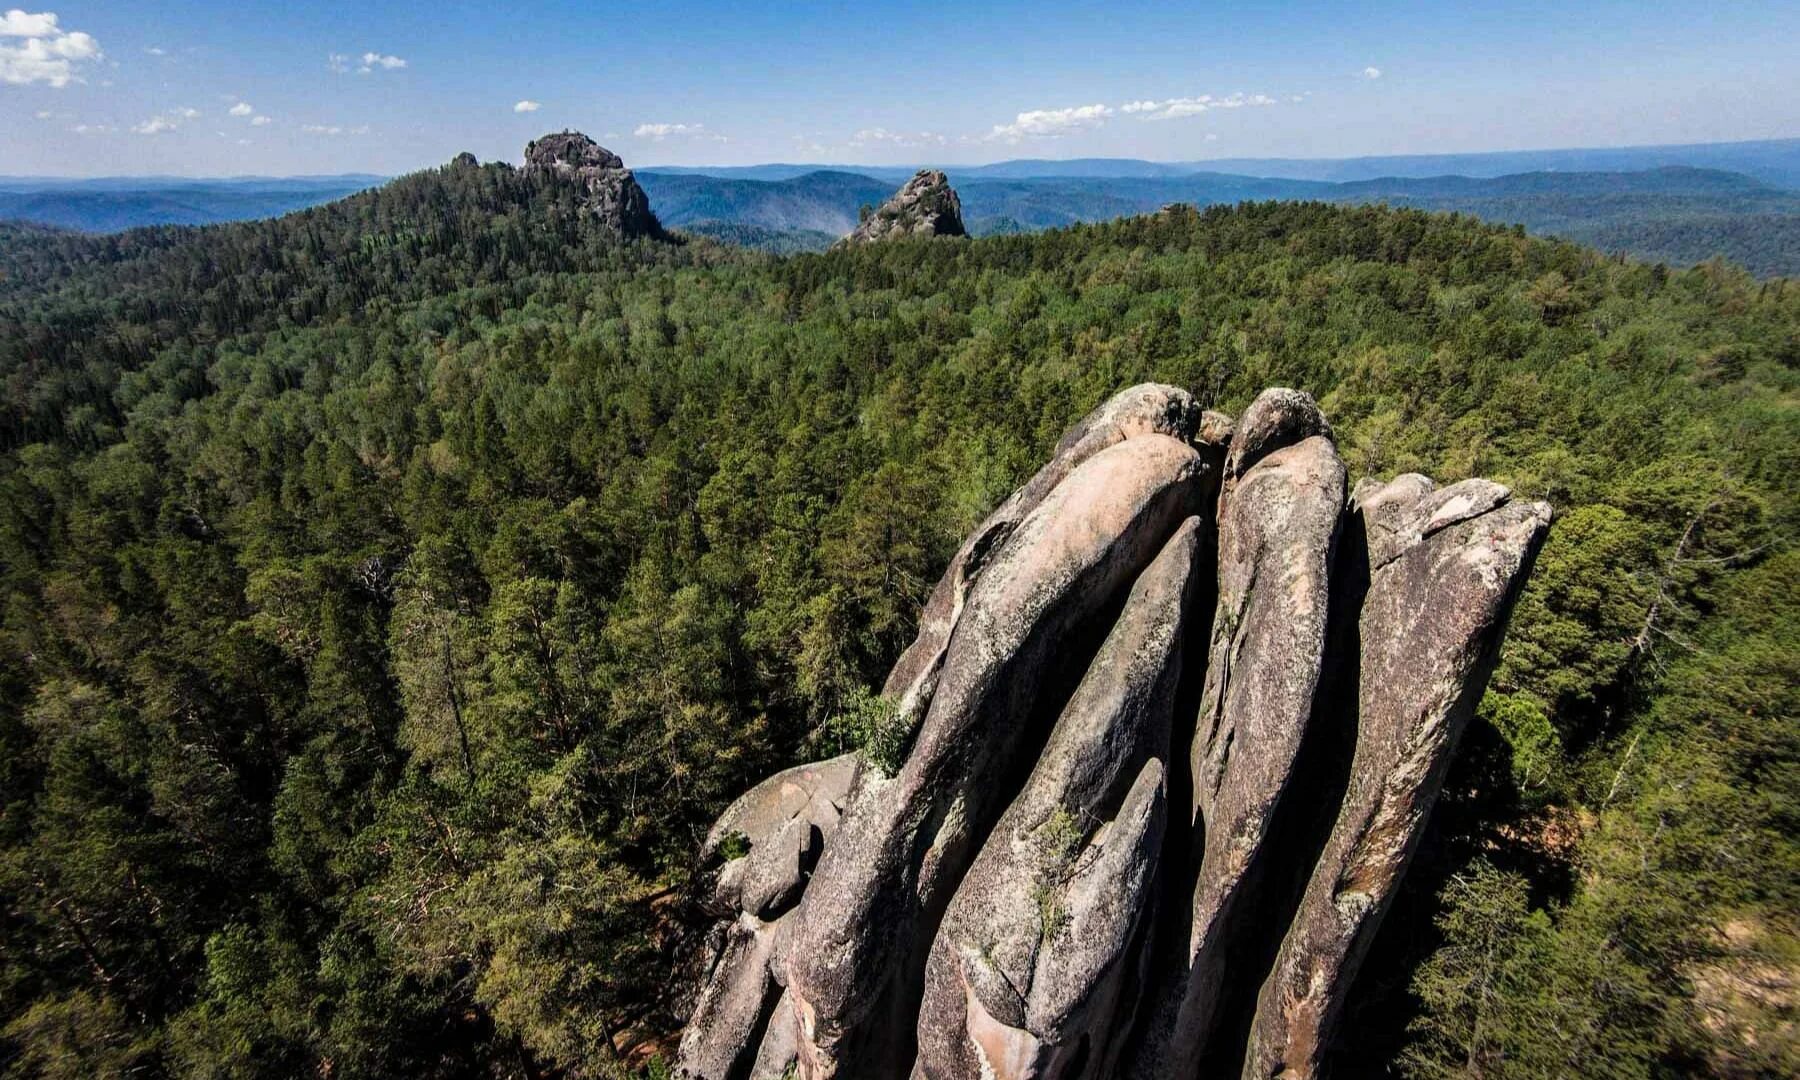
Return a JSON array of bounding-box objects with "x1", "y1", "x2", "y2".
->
[
  {"x1": 637, "y1": 169, "x2": 895, "y2": 234},
  {"x1": 638, "y1": 139, "x2": 1800, "y2": 190},
  {"x1": 677, "y1": 219, "x2": 839, "y2": 253},
  {"x1": 0, "y1": 176, "x2": 380, "y2": 231},
  {"x1": 1192, "y1": 137, "x2": 1800, "y2": 188},
  {"x1": 635, "y1": 163, "x2": 897, "y2": 182},
  {"x1": 1336, "y1": 165, "x2": 1776, "y2": 197}
]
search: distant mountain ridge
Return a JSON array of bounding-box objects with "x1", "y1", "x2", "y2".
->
[
  {"x1": 639, "y1": 163, "x2": 1800, "y2": 275},
  {"x1": 3, "y1": 138, "x2": 1797, "y2": 274},
  {"x1": 639, "y1": 136, "x2": 1800, "y2": 189},
  {"x1": 0, "y1": 175, "x2": 382, "y2": 232}
]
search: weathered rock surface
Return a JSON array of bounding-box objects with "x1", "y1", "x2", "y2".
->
[
  {"x1": 677, "y1": 385, "x2": 1548, "y2": 1080},
  {"x1": 679, "y1": 756, "x2": 856, "y2": 1080},
  {"x1": 522, "y1": 130, "x2": 663, "y2": 237},
  {"x1": 839, "y1": 169, "x2": 967, "y2": 246},
  {"x1": 1241, "y1": 479, "x2": 1549, "y2": 1080},
  {"x1": 914, "y1": 517, "x2": 1205, "y2": 1080},
  {"x1": 1127, "y1": 394, "x2": 1347, "y2": 1079},
  {"x1": 882, "y1": 384, "x2": 1202, "y2": 729},
  {"x1": 786, "y1": 433, "x2": 1208, "y2": 1078}
]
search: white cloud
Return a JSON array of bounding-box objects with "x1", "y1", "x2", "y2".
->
[
  {"x1": 0, "y1": 9, "x2": 102, "y2": 87},
  {"x1": 129, "y1": 106, "x2": 199, "y2": 135},
  {"x1": 633, "y1": 121, "x2": 726, "y2": 142},
  {"x1": 850, "y1": 127, "x2": 947, "y2": 148},
  {"x1": 0, "y1": 9, "x2": 59, "y2": 36},
  {"x1": 144, "y1": 45, "x2": 164, "y2": 56},
  {"x1": 1362, "y1": 66, "x2": 1382, "y2": 80},
  {"x1": 70, "y1": 122, "x2": 109, "y2": 134},
  {"x1": 229, "y1": 101, "x2": 253, "y2": 116},
  {"x1": 358, "y1": 51, "x2": 405, "y2": 73},
  {"x1": 251, "y1": 114, "x2": 270, "y2": 126},
  {"x1": 303, "y1": 123, "x2": 343, "y2": 135},
  {"x1": 513, "y1": 99, "x2": 540, "y2": 113},
  {"x1": 1121, "y1": 92, "x2": 1278, "y2": 121},
  {"x1": 33, "y1": 108, "x2": 49, "y2": 118},
  {"x1": 328, "y1": 52, "x2": 349, "y2": 73},
  {"x1": 987, "y1": 103, "x2": 1113, "y2": 142}
]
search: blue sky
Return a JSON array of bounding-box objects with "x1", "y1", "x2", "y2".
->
[{"x1": 4, "y1": 1, "x2": 1799, "y2": 176}]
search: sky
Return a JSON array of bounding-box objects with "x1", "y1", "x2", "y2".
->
[{"x1": 3, "y1": 1, "x2": 1799, "y2": 177}]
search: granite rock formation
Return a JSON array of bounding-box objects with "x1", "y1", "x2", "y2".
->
[
  {"x1": 679, "y1": 386, "x2": 1549, "y2": 1080},
  {"x1": 522, "y1": 130, "x2": 662, "y2": 237},
  {"x1": 839, "y1": 169, "x2": 967, "y2": 246}
]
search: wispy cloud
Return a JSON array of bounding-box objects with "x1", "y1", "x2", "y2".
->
[
  {"x1": 302, "y1": 123, "x2": 370, "y2": 136},
  {"x1": 229, "y1": 101, "x2": 253, "y2": 117},
  {"x1": 144, "y1": 45, "x2": 165, "y2": 56},
  {"x1": 987, "y1": 103, "x2": 1114, "y2": 142},
  {"x1": 1361, "y1": 66, "x2": 1382, "y2": 80},
  {"x1": 130, "y1": 106, "x2": 200, "y2": 135},
  {"x1": 328, "y1": 52, "x2": 349, "y2": 73},
  {"x1": 513, "y1": 99, "x2": 541, "y2": 113},
  {"x1": 634, "y1": 121, "x2": 727, "y2": 142},
  {"x1": 251, "y1": 114, "x2": 271, "y2": 126},
  {"x1": 1121, "y1": 92, "x2": 1278, "y2": 121},
  {"x1": 850, "y1": 127, "x2": 947, "y2": 148},
  {"x1": 358, "y1": 51, "x2": 405, "y2": 73},
  {"x1": 0, "y1": 8, "x2": 103, "y2": 87}
]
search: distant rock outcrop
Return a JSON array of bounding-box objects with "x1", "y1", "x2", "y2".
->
[
  {"x1": 838, "y1": 169, "x2": 967, "y2": 246},
  {"x1": 522, "y1": 130, "x2": 662, "y2": 237},
  {"x1": 678, "y1": 386, "x2": 1550, "y2": 1080}
]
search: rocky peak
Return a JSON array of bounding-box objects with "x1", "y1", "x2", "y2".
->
[
  {"x1": 678, "y1": 385, "x2": 1550, "y2": 1080},
  {"x1": 839, "y1": 168, "x2": 967, "y2": 246},
  {"x1": 524, "y1": 130, "x2": 625, "y2": 173},
  {"x1": 521, "y1": 130, "x2": 661, "y2": 238}
]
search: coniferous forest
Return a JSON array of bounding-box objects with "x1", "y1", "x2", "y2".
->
[{"x1": 0, "y1": 159, "x2": 1795, "y2": 1078}]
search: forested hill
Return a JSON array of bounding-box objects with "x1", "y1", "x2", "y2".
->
[{"x1": 0, "y1": 160, "x2": 1795, "y2": 1078}]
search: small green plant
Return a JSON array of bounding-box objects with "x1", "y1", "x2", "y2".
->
[
  {"x1": 1030, "y1": 806, "x2": 1087, "y2": 943},
  {"x1": 715, "y1": 830, "x2": 751, "y2": 861},
  {"x1": 828, "y1": 687, "x2": 915, "y2": 777}
]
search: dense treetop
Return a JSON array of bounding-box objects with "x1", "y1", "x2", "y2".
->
[{"x1": 0, "y1": 159, "x2": 1794, "y2": 1078}]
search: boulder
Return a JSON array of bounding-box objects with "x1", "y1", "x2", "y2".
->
[
  {"x1": 678, "y1": 756, "x2": 856, "y2": 1079},
  {"x1": 1241, "y1": 480, "x2": 1550, "y2": 1080},
  {"x1": 915, "y1": 517, "x2": 1205, "y2": 1079},
  {"x1": 676, "y1": 385, "x2": 1551, "y2": 1080},
  {"x1": 883, "y1": 384, "x2": 1202, "y2": 728},
  {"x1": 678, "y1": 913, "x2": 782, "y2": 1080},
  {"x1": 1128, "y1": 391, "x2": 1346, "y2": 1078},
  {"x1": 785, "y1": 434, "x2": 1209, "y2": 1078}
]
